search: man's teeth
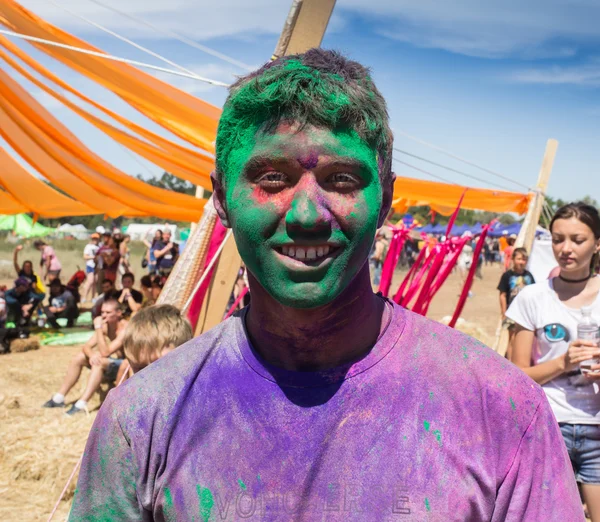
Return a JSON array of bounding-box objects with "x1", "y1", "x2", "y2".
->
[{"x1": 281, "y1": 245, "x2": 331, "y2": 260}]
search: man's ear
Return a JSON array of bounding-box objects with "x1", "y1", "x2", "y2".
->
[
  {"x1": 211, "y1": 171, "x2": 230, "y2": 228},
  {"x1": 377, "y1": 172, "x2": 396, "y2": 228}
]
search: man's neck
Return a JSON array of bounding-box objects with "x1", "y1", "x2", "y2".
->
[{"x1": 245, "y1": 265, "x2": 387, "y2": 372}]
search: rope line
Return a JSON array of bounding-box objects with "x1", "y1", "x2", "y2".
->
[
  {"x1": 85, "y1": 0, "x2": 254, "y2": 71},
  {"x1": 46, "y1": 0, "x2": 212, "y2": 80},
  {"x1": 395, "y1": 129, "x2": 531, "y2": 190},
  {"x1": 0, "y1": 28, "x2": 230, "y2": 87},
  {"x1": 394, "y1": 147, "x2": 516, "y2": 192},
  {"x1": 392, "y1": 157, "x2": 459, "y2": 186}
]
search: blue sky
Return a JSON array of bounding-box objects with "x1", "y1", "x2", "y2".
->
[{"x1": 4, "y1": 0, "x2": 600, "y2": 205}]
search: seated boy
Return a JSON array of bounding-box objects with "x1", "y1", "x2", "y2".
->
[
  {"x1": 43, "y1": 279, "x2": 79, "y2": 329},
  {"x1": 119, "y1": 304, "x2": 192, "y2": 379},
  {"x1": 43, "y1": 298, "x2": 128, "y2": 415},
  {"x1": 116, "y1": 272, "x2": 143, "y2": 318},
  {"x1": 5, "y1": 277, "x2": 43, "y2": 327}
]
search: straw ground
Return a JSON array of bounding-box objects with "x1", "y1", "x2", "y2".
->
[{"x1": 0, "y1": 245, "x2": 504, "y2": 520}]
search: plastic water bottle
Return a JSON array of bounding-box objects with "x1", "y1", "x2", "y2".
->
[
  {"x1": 37, "y1": 310, "x2": 46, "y2": 328},
  {"x1": 578, "y1": 307, "x2": 600, "y2": 373}
]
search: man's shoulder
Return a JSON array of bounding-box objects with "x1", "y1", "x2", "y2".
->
[{"x1": 400, "y1": 307, "x2": 545, "y2": 409}]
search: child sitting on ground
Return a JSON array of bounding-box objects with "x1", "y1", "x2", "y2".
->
[{"x1": 118, "y1": 304, "x2": 192, "y2": 379}]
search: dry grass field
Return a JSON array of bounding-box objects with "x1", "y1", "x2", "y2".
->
[{"x1": 0, "y1": 241, "x2": 506, "y2": 520}]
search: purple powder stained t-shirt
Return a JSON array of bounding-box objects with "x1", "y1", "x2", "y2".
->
[{"x1": 71, "y1": 302, "x2": 583, "y2": 521}]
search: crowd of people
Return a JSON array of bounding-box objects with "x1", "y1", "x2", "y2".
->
[{"x1": 0, "y1": 228, "x2": 171, "y2": 351}]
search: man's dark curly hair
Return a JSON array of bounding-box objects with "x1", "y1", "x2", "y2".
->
[{"x1": 215, "y1": 48, "x2": 394, "y2": 185}]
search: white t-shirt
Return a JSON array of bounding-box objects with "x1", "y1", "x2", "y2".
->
[
  {"x1": 507, "y1": 278, "x2": 600, "y2": 424},
  {"x1": 83, "y1": 243, "x2": 99, "y2": 269}
]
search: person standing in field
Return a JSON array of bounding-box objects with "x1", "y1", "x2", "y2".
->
[
  {"x1": 498, "y1": 247, "x2": 535, "y2": 360},
  {"x1": 33, "y1": 240, "x2": 62, "y2": 283},
  {"x1": 508, "y1": 202, "x2": 600, "y2": 521},
  {"x1": 71, "y1": 49, "x2": 583, "y2": 521},
  {"x1": 96, "y1": 233, "x2": 121, "y2": 288},
  {"x1": 82, "y1": 233, "x2": 100, "y2": 303},
  {"x1": 503, "y1": 234, "x2": 517, "y2": 271},
  {"x1": 143, "y1": 229, "x2": 163, "y2": 275},
  {"x1": 154, "y1": 230, "x2": 179, "y2": 279}
]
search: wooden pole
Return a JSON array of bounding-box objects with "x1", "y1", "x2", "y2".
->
[
  {"x1": 494, "y1": 139, "x2": 558, "y2": 358},
  {"x1": 273, "y1": 0, "x2": 337, "y2": 58},
  {"x1": 515, "y1": 139, "x2": 558, "y2": 253}
]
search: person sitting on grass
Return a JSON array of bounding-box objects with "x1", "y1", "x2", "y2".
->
[
  {"x1": 13, "y1": 245, "x2": 45, "y2": 296},
  {"x1": 5, "y1": 277, "x2": 43, "y2": 327},
  {"x1": 91, "y1": 278, "x2": 117, "y2": 320},
  {"x1": 43, "y1": 279, "x2": 80, "y2": 329},
  {"x1": 43, "y1": 298, "x2": 128, "y2": 415},
  {"x1": 116, "y1": 305, "x2": 193, "y2": 383},
  {"x1": 72, "y1": 49, "x2": 582, "y2": 520},
  {"x1": 116, "y1": 272, "x2": 143, "y2": 318}
]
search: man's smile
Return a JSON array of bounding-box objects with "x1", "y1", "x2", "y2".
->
[{"x1": 273, "y1": 243, "x2": 342, "y2": 270}]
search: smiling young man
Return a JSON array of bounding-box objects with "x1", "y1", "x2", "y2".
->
[{"x1": 71, "y1": 50, "x2": 583, "y2": 521}]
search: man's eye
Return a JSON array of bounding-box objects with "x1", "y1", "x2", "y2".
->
[
  {"x1": 256, "y1": 171, "x2": 288, "y2": 187},
  {"x1": 329, "y1": 173, "x2": 360, "y2": 189}
]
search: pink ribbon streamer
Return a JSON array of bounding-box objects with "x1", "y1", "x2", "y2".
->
[
  {"x1": 393, "y1": 245, "x2": 427, "y2": 305},
  {"x1": 187, "y1": 220, "x2": 228, "y2": 330},
  {"x1": 223, "y1": 285, "x2": 249, "y2": 320},
  {"x1": 378, "y1": 225, "x2": 413, "y2": 298},
  {"x1": 448, "y1": 222, "x2": 494, "y2": 328}
]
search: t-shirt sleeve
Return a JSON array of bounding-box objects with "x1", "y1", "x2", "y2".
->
[
  {"x1": 491, "y1": 399, "x2": 584, "y2": 522},
  {"x1": 505, "y1": 286, "x2": 537, "y2": 331},
  {"x1": 527, "y1": 271, "x2": 536, "y2": 284},
  {"x1": 497, "y1": 272, "x2": 509, "y2": 293},
  {"x1": 69, "y1": 392, "x2": 143, "y2": 521}
]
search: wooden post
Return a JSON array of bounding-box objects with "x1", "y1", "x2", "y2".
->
[
  {"x1": 495, "y1": 139, "x2": 558, "y2": 358},
  {"x1": 516, "y1": 139, "x2": 558, "y2": 253},
  {"x1": 273, "y1": 0, "x2": 337, "y2": 58}
]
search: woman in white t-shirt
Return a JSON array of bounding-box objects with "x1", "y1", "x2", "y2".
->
[{"x1": 507, "y1": 202, "x2": 600, "y2": 520}]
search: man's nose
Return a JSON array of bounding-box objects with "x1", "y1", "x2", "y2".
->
[{"x1": 285, "y1": 181, "x2": 331, "y2": 236}]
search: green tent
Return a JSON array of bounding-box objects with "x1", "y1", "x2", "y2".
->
[{"x1": 0, "y1": 214, "x2": 55, "y2": 238}]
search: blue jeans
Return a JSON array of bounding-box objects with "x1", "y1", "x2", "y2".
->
[{"x1": 560, "y1": 423, "x2": 600, "y2": 484}]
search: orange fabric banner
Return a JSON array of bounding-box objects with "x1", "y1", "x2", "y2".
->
[
  {"x1": 0, "y1": 104, "x2": 143, "y2": 218},
  {"x1": 0, "y1": 36, "x2": 214, "y2": 189},
  {"x1": 0, "y1": 0, "x2": 220, "y2": 153},
  {"x1": 0, "y1": 188, "x2": 27, "y2": 215},
  {"x1": 393, "y1": 177, "x2": 531, "y2": 216},
  {"x1": 0, "y1": 147, "x2": 98, "y2": 217},
  {"x1": 0, "y1": 0, "x2": 531, "y2": 220},
  {"x1": 0, "y1": 67, "x2": 205, "y2": 209}
]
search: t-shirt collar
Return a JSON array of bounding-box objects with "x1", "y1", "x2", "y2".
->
[{"x1": 236, "y1": 298, "x2": 404, "y2": 389}]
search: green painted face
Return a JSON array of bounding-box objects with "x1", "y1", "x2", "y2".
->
[{"x1": 220, "y1": 122, "x2": 384, "y2": 309}]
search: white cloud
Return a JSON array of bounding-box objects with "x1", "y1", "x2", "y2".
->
[
  {"x1": 508, "y1": 59, "x2": 600, "y2": 86},
  {"x1": 14, "y1": 0, "x2": 600, "y2": 60},
  {"x1": 337, "y1": 0, "x2": 600, "y2": 59},
  {"x1": 16, "y1": 0, "x2": 290, "y2": 41}
]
